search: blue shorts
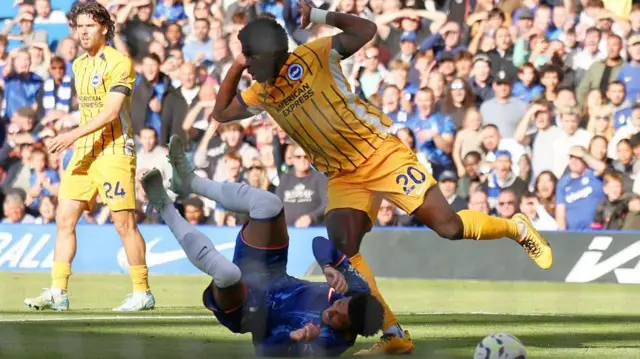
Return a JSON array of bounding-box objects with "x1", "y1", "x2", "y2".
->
[{"x1": 202, "y1": 224, "x2": 290, "y2": 334}]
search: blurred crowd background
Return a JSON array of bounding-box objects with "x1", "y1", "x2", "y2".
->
[{"x1": 0, "y1": 0, "x2": 639, "y2": 231}]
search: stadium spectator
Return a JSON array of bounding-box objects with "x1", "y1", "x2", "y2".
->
[
  {"x1": 182, "y1": 196, "x2": 208, "y2": 225},
  {"x1": 467, "y1": 190, "x2": 490, "y2": 215},
  {"x1": 441, "y1": 77, "x2": 476, "y2": 129},
  {"x1": 160, "y1": 62, "x2": 201, "y2": 145},
  {"x1": 481, "y1": 150, "x2": 528, "y2": 210},
  {"x1": 26, "y1": 147, "x2": 59, "y2": 211},
  {"x1": 552, "y1": 106, "x2": 593, "y2": 178},
  {"x1": 438, "y1": 170, "x2": 467, "y2": 212},
  {"x1": 137, "y1": 127, "x2": 173, "y2": 190},
  {"x1": 515, "y1": 100, "x2": 563, "y2": 182},
  {"x1": 132, "y1": 54, "x2": 173, "y2": 136},
  {"x1": 2, "y1": 49, "x2": 43, "y2": 121},
  {"x1": 512, "y1": 63, "x2": 544, "y2": 103},
  {"x1": 480, "y1": 124, "x2": 526, "y2": 176},
  {"x1": 405, "y1": 87, "x2": 455, "y2": 178},
  {"x1": 469, "y1": 54, "x2": 495, "y2": 104},
  {"x1": 374, "y1": 199, "x2": 412, "y2": 227},
  {"x1": 519, "y1": 191, "x2": 558, "y2": 230},
  {"x1": 36, "y1": 56, "x2": 76, "y2": 121},
  {"x1": 576, "y1": 34, "x2": 624, "y2": 104},
  {"x1": 2, "y1": 192, "x2": 36, "y2": 224},
  {"x1": 34, "y1": 0, "x2": 68, "y2": 24},
  {"x1": 556, "y1": 146, "x2": 605, "y2": 231},
  {"x1": 495, "y1": 189, "x2": 518, "y2": 219},
  {"x1": 276, "y1": 145, "x2": 328, "y2": 228},
  {"x1": 1, "y1": 9, "x2": 48, "y2": 48},
  {"x1": 452, "y1": 108, "x2": 482, "y2": 177},
  {"x1": 593, "y1": 171, "x2": 633, "y2": 230},
  {"x1": 607, "y1": 80, "x2": 633, "y2": 129},
  {"x1": 479, "y1": 70, "x2": 527, "y2": 139},
  {"x1": 610, "y1": 103, "x2": 640, "y2": 159},
  {"x1": 35, "y1": 195, "x2": 57, "y2": 224}
]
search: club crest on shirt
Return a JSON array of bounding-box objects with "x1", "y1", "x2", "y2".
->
[
  {"x1": 90, "y1": 73, "x2": 102, "y2": 88},
  {"x1": 581, "y1": 177, "x2": 590, "y2": 185},
  {"x1": 287, "y1": 63, "x2": 303, "y2": 81}
]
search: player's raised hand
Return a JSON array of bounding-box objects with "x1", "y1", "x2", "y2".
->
[
  {"x1": 47, "y1": 132, "x2": 75, "y2": 155},
  {"x1": 297, "y1": 0, "x2": 312, "y2": 29},
  {"x1": 234, "y1": 52, "x2": 248, "y2": 69},
  {"x1": 323, "y1": 266, "x2": 348, "y2": 294}
]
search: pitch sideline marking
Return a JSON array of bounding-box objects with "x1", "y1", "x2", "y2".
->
[{"x1": 0, "y1": 311, "x2": 576, "y2": 323}]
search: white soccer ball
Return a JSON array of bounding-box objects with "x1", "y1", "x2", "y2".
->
[{"x1": 474, "y1": 333, "x2": 528, "y2": 359}]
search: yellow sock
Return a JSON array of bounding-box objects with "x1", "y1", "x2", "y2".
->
[
  {"x1": 51, "y1": 262, "x2": 71, "y2": 291},
  {"x1": 349, "y1": 253, "x2": 398, "y2": 330},
  {"x1": 129, "y1": 265, "x2": 150, "y2": 292},
  {"x1": 458, "y1": 210, "x2": 520, "y2": 240}
]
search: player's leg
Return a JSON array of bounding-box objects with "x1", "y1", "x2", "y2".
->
[
  {"x1": 92, "y1": 155, "x2": 154, "y2": 311},
  {"x1": 380, "y1": 136, "x2": 552, "y2": 270},
  {"x1": 142, "y1": 169, "x2": 244, "y2": 311},
  {"x1": 325, "y1": 178, "x2": 413, "y2": 356},
  {"x1": 24, "y1": 156, "x2": 95, "y2": 311},
  {"x1": 167, "y1": 135, "x2": 287, "y2": 248},
  {"x1": 412, "y1": 187, "x2": 552, "y2": 269}
]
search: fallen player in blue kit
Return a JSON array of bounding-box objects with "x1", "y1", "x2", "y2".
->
[{"x1": 141, "y1": 136, "x2": 384, "y2": 356}]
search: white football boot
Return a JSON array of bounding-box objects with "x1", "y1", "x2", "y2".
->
[
  {"x1": 112, "y1": 291, "x2": 156, "y2": 312},
  {"x1": 24, "y1": 288, "x2": 69, "y2": 311}
]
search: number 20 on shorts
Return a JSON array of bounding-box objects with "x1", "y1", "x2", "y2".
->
[
  {"x1": 103, "y1": 181, "x2": 126, "y2": 200},
  {"x1": 395, "y1": 166, "x2": 426, "y2": 195}
]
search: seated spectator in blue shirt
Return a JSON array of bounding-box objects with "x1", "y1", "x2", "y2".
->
[
  {"x1": 2, "y1": 49, "x2": 43, "y2": 120},
  {"x1": 381, "y1": 85, "x2": 410, "y2": 127},
  {"x1": 155, "y1": 0, "x2": 189, "y2": 26},
  {"x1": 405, "y1": 87, "x2": 456, "y2": 178},
  {"x1": 419, "y1": 21, "x2": 466, "y2": 61},
  {"x1": 617, "y1": 34, "x2": 640, "y2": 103},
  {"x1": 555, "y1": 146, "x2": 605, "y2": 231},
  {"x1": 27, "y1": 148, "x2": 59, "y2": 210},
  {"x1": 182, "y1": 19, "x2": 214, "y2": 64},
  {"x1": 606, "y1": 80, "x2": 633, "y2": 129},
  {"x1": 512, "y1": 63, "x2": 544, "y2": 103},
  {"x1": 387, "y1": 60, "x2": 419, "y2": 97}
]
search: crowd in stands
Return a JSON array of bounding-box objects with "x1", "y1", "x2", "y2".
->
[{"x1": 0, "y1": 0, "x2": 639, "y2": 231}]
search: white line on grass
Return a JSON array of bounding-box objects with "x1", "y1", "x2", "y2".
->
[
  {"x1": 0, "y1": 315, "x2": 213, "y2": 322},
  {"x1": 0, "y1": 311, "x2": 573, "y2": 323}
]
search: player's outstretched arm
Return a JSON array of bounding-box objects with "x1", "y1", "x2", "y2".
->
[
  {"x1": 212, "y1": 53, "x2": 257, "y2": 123},
  {"x1": 298, "y1": 0, "x2": 377, "y2": 59},
  {"x1": 48, "y1": 92, "x2": 127, "y2": 154}
]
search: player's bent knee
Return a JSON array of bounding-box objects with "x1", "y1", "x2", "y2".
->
[
  {"x1": 248, "y1": 189, "x2": 283, "y2": 220},
  {"x1": 433, "y1": 214, "x2": 464, "y2": 241},
  {"x1": 112, "y1": 210, "x2": 139, "y2": 237}
]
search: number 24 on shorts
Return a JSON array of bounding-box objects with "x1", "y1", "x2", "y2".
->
[
  {"x1": 103, "y1": 181, "x2": 126, "y2": 199},
  {"x1": 395, "y1": 166, "x2": 426, "y2": 195}
]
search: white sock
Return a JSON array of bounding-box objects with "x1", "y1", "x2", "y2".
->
[
  {"x1": 160, "y1": 204, "x2": 241, "y2": 288},
  {"x1": 384, "y1": 324, "x2": 405, "y2": 338}
]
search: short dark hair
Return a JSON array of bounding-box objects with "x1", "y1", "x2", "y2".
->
[
  {"x1": 143, "y1": 53, "x2": 162, "y2": 64},
  {"x1": 238, "y1": 18, "x2": 288, "y2": 55},
  {"x1": 347, "y1": 293, "x2": 384, "y2": 337},
  {"x1": 464, "y1": 151, "x2": 482, "y2": 162},
  {"x1": 69, "y1": 2, "x2": 115, "y2": 41},
  {"x1": 522, "y1": 191, "x2": 537, "y2": 200}
]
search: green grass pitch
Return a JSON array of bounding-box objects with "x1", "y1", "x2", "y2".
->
[{"x1": 1, "y1": 272, "x2": 639, "y2": 358}]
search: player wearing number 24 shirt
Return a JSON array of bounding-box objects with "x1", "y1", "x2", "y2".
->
[
  {"x1": 212, "y1": 1, "x2": 554, "y2": 355},
  {"x1": 24, "y1": 2, "x2": 155, "y2": 313}
]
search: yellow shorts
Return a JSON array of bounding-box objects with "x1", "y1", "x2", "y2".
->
[
  {"x1": 326, "y1": 135, "x2": 436, "y2": 223},
  {"x1": 58, "y1": 154, "x2": 137, "y2": 211}
]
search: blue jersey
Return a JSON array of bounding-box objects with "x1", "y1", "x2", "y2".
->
[
  {"x1": 203, "y1": 231, "x2": 370, "y2": 357},
  {"x1": 617, "y1": 63, "x2": 640, "y2": 104},
  {"x1": 405, "y1": 111, "x2": 455, "y2": 166},
  {"x1": 556, "y1": 170, "x2": 605, "y2": 231},
  {"x1": 613, "y1": 107, "x2": 632, "y2": 130},
  {"x1": 512, "y1": 81, "x2": 544, "y2": 103}
]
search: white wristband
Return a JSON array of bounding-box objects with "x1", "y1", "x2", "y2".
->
[{"x1": 310, "y1": 8, "x2": 329, "y2": 25}]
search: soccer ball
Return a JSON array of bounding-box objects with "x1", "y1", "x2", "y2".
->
[{"x1": 474, "y1": 333, "x2": 528, "y2": 359}]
